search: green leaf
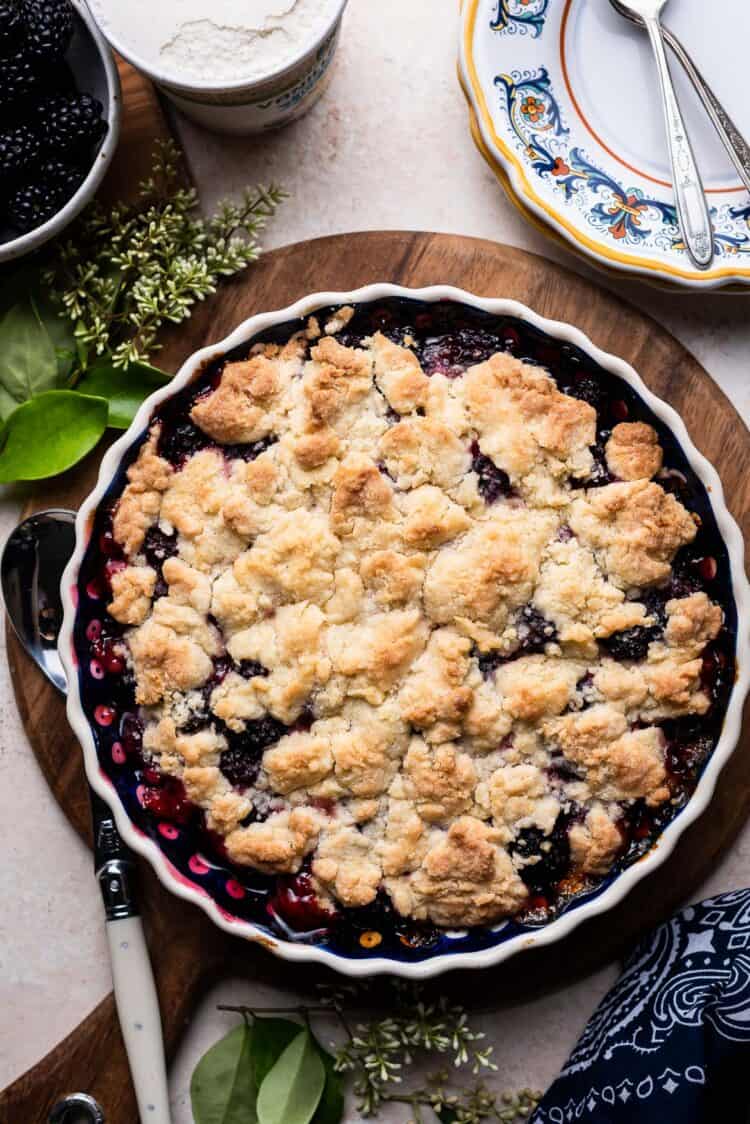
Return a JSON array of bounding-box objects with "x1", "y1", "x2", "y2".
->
[
  {"x1": 30, "y1": 289, "x2": 77, "y2": 381},
  {"x1": 0, "y1": 266, "x2": 76, "y2": 383},
  {"x1": 0, "y1": 300, "x2": 58, "y2": 421},
  {"x1": 0, "y1": 391, "x2": 108, "y2": 482},
  {"x1": 250, "y1": 1018, "x2": 303, "y2": 1088},
  {"x1": 76, "y1": 359, "x2": 171, "y2": 428},
  {"x1": 436, "y1": 1109, "x2": 459, "y2": 1124},
  {"x1": 311, "y1": 1045, "x2": 345, "y2": 1124},
  {"x1": 190, "y1": 1023, "x2": 258, "y2": 1124},
  {"x1": 256, "y1": 1030, "x2": 326, "y2": 1124}
]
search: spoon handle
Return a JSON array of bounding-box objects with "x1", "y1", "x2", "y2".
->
[
  {"x1": 107, "y1": 917, "x2": 172, "y2": 1124},
  {"x1": 95, "y1": 797, "x2": 172, "y2": 1124},
  {"x1": 644, "y1": 15, "x2": 713, "y2": 270},
  {"x1": 661, "y1": 24, "x2": 750, "y2": 196}
]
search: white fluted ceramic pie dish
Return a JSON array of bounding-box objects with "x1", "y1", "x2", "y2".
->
[{"x1": 59, "y1": 283, "x2": 750, "y2": 978}]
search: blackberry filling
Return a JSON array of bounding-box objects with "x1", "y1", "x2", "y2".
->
[
  {"x1": 142, "y1": 525, "x2": 178, "y2": 571},
  {"x1": 142, "y1": 775, "x2": 193, "y2": 824},
  {"x1": 420, "y1": 327, "x2": 501, "y2": 377},
  {"x1": 475, "y1": 606, "x2": 557, "y2": 677},
  {"x1": 470, "y1": 441, "x2": 514, "y2": 503},
  {"x1": 511, "y1": 814, "x2": 572, "y2": 896},
  {"x1": 219, "y1": 716, "x2": 289, "y2": 789},
  {"x1": 236, "y1": 659, "x2": 269, "y2": 679},
  {"x1": 585, "y1": 440, "x2": 614, "y2": 488},
  {"x1": 561, "y1": 373, "x2": 606, "y2": 413},
  {"x1": 221, "y1": 435, "x2": 278, "y2": 463},
  {"x1": 600, "y1": 625, "x2": 662, "y2": 662},
  {"x1": 547, "y1": 757, "x2": 582, "y2": 785},
  {"x1": 74, "y1": 298, "x2": 735, "y2": 948},
  {"x1": 157, "y1": 418, "x2": 210, "y2": 466},
  {"x1": 516, "y1": 605, "x2": 557, "y2": 656},
  {"x1": 120, "y1": 712, "x2": 144, "y2": 756},
  {"x1": 268, "y1": 869, "x2": 338, "y2": 932}
]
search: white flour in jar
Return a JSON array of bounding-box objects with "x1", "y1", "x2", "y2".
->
[{"x1": 87, "y1": 0, "x2": 339, "y2": 84}]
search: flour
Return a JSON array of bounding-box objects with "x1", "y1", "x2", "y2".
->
[{"x1": 87, "y1": 0, "x2": 338, "y2": 84}]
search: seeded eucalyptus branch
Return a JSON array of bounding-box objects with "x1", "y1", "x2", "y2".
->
[
  {"x1": 43, "y1": 139, "x2": 287, "y2": 372},
  {"x1": 200, "y1": 981, "x2": 541, "y2": 1124}
]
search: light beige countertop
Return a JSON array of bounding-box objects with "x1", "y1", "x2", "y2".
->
[{"x1": 2, "y1": 1, "x2": 750, "y2": 1119}]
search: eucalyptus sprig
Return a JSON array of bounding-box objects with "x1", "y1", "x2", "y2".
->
[
  {"x1": 193, "y1": 982, "x2": 541, "y2": 1124},
  {"x1": 0, "y1": 141, "x2": 285, "y2": 483},
  {"x1": 44, "y1": 139, "x2": 286, "y2": 372}
]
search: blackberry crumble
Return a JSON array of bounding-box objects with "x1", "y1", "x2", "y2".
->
[{"x1": 73, "y1": 298, "x2": 736, "y2": 950}]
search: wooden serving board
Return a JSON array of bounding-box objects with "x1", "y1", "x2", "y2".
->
[{"x1": 3, "y1": 235, "x2": 750, "y2": 1117}]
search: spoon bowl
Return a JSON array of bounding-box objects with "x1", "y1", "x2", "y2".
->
[{"x1": 1, "y1": 509, "x2": 75, "y2": 695}]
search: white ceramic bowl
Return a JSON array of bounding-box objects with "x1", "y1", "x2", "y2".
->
[
  {"x1": 84, "y1": 0, "x2": 348, "y2": 135},
  {"x1": 59, "y1": 284, "x2": 750, "y2": 979},
  {"x1": 0, "y1": 0, "x2": 121, "y2": 264}
]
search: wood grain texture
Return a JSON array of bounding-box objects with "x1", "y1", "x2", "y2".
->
[{"x1": 3, "y1": 229, "x2": 750, "y2": 1123}]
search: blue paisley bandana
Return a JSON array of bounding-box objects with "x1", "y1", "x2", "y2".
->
[{"x1": 531, "y1": 891, "x2": 750, "y2": 1122}]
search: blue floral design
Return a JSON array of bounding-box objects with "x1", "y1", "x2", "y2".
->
[
  {"x1": 494, "y1": 67, "x2": 750, "y2": 256},
  {"x1": 491, "y1": 0, "x2": 550, "y2": 37}
]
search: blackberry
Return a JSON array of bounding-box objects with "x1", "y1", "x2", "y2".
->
[
  {"x1": 0, "y1": 1, "x2": 23, "y2": 51},
  {"x1": 474, "y1": 606, "x2": 556, "y2": 677},
  {"x1": 41, "y1": 91, "x2": 106, "y2": 153},
  {"x1": 470, "y1": 442, "x2": 514, "y2": 504},
  {"x1": 35, "y1": 155, "x2": 86, "y2": 201},
  {"x1": 157, "y1": 419, "x2": 209, "y2": 466},
  {"x1": 585, "y1": 440, "x2": 614, "y2": 487},
  {"x1": 0, "y1": 122, "x2": 40, "y2": 180},
  {"x1": 219, "y1": 716, "x2": 289, "y2": 789},
  {"x1": 420, "y1": 327, "x2": 500, "y2": 377},
  {"x1": 222, "y1": 435, "x2": 277, "y2": 463},
  {"x1": 142, "y1": 525, "x2": 178, "y2": 571},
  {"x1": 547, "y1": 757, "x2": 582, "y2": 784},
  {"x1": 20, "y1": 0, "x2": 73, "y2": 60},
  {"x1": 664, "y1": 729, "x2": 713, "y2": 783},
  {"x1": 600, "y1": 625, "x2": 661, "y2": 662},
  {"x1": 516, "y1": 604, "x2": 557, "y2": 656},
  {"x1": 219, "y1": 745, "x2": 261, "y2": 789},
  {"x1": 5, "y1": 180, "x2": 57, "y2": 230},
  {"x1": 512, "y1": 814, "x2": 571, "y2": 895},
  {"x1": 563, "y1": 375, "x2": 605, "y2": 412},
  {"x1": 0, "y1": 53, "x2": 42, "y2": 106},
  {"x1": 236, "y1": 659, "x2": 268, "y2": 680}
]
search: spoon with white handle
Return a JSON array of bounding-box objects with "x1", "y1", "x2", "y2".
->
[
  {"x1": 610, "y1": 0, "x2": 750, "y2": 194},
  {"x1": 611, "y1": 0, "x2": 713, "y2": 270},
  {"x1": 1, "y1": 510, "x2": 172, "y2": 1124}
]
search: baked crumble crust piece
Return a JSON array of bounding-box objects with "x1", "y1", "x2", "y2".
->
[{"x1": 99, "y1": 307, "x2": 729, "y2": 931}]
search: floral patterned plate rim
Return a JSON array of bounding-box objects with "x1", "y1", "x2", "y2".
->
[
  {"x1": 58, "y1": 283, "x2": 750, "y2": 979},
  {"x1": 459, "y1": 0, "x2": 750, "y2": 289}
]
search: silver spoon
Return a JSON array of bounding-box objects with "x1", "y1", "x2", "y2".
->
[
  {"x1": 1, "y1": 510, "x2": 172, "y2": 1124},
  {"x1": 612, "y1": 0, "x2": 713, "y2": 270},
  {"x1": 610, "y1": 0, "x2": 750, "y2": 195}
]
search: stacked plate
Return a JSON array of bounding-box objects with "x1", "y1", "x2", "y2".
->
[{"x1": 459, "y1": 0, "x2": 750, "y2": 290}]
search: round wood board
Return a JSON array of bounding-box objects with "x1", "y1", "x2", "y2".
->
[{"x1": 4, "y1": 232, "x2": 750, "y2": 1123}]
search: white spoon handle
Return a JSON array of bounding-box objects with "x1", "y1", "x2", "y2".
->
[
  {"x1": 107, "y1": 917, "x2": 172, "y2": 1124},
  {"x1": 644, "y1": 14, "x2": 713, "y2": 270}
]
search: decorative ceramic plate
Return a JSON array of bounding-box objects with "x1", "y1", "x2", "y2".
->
[
  {"x1": 459, "y1": 0, "x2": 750, "y2": 289},
  {"x1": 60, "y1": 284, "x2": 750, "y2": 978}
]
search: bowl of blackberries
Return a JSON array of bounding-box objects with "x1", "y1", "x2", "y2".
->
[{"x1": 0, "y1": 0, "x2": 120, "y2": 262}]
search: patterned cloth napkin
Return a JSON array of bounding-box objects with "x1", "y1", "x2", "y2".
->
[{"x1": 531, "y1": 891, "x2": 750, "y2": 1122}]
